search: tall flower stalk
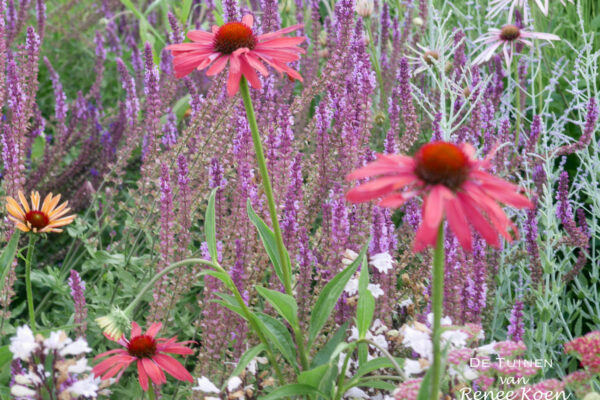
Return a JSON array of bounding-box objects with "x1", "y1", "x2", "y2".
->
[
  {"x1": 24, "y1": 234, "x2": 37, "y2": 332},
  {"x1": 430, "y1": 224, "x2": 445, "y2": 399}
]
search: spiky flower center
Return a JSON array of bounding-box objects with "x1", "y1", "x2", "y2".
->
[
  {"x1": 25, "y1": 211, "x2": 49, "y2": 229},
  {"x1": 214, "y1": 22, "x2": 257, "y2": 54},
  {"x1": 127, "y1": 335, "x2": 157, "y2": 358},
  {"x1": 422, "y1": 50, "x2": 439, "y2": 65},
  {"x1": 414, "y1": 142, "x2": 470, "y2": 190},
  {"x1": 500, "y1": 25, "x2": 520, "y2": 41}
]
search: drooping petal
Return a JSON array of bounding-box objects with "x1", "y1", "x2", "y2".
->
[
  {"x1": 423, "y1": 185, "x2": 449, "y2": 229},
  {"x1": 242, "y1": 14, "x2": 254, "y2": 27},
  {"x1": 146, "y1": 323, "x2": 162, "y2": 339},
  {"x1": 345, "y1": 176, "x2": 416, "y2": 203},
  {"x1": 257, "y1": 24, "x2": 304, "y2": 41},
  {"x1": 445, "y1": 195, "x2": 472, "y2": 251},
  {"x1": 226, "y1": 55, "x2": 243, "y2": 97},
  {"x1": 240, "y1": 55, "x2": 262, "y2": 90},
  {"x1": 152, "y1": 354, "x2": 194, "y2": 382},
  {"x1": 141, "y1": 358, "x2": 167, "y2": 386},
  {"x1": 137, "y1": 360, "x2": 149, "y2": 391},
  {"x1": 413, "y1": 199, "x2": 439, "y2": 252},
  {"x1": 205, "y1": 55, "x2": 229, "y2": 76},
  {"x1": 258, "y1": 36, "x2": 306, "y2": 48},
  {"x1": 187, "y1": 30, "x2": 214, "y2": 43},
  {"x1": 457, "y1": 193, "x2": 500, "y2": 247}
]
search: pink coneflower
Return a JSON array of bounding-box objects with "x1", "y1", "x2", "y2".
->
[
  {"x1": 93, "y1": 322, "x2": 194, "y2": 391},
  {"x1": 472, "y1": 24, "x2": 559, "y2": 67},
  {"x1": 345, "y1": 141, "x2": 533, "y2": 252},
  {"x1": 487, "y1": 0, "x2": 573, "y2": 23},
  {"x1": 167, "y1": 14, "x2": 305, "y2": 97}
]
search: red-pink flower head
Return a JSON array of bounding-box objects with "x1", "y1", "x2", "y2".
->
[
  {"x1": 345, "y1": 141, "x2": 533, "y2": 252},
  {"x1": 167, "y1": 14, "x2": 305, "y2": 96},
  {"x1": 93, "y1": 322, "x2": 194, "y2": 391}
]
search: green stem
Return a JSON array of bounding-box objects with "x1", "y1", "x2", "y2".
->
[
  {"x1": 430, "y1": 223, "x2": 445, "y2": 400},
  {"x1": 239, "y1": 77, "x2": 310, "y2": 371},
  {"x1": 147, "y1": 383, "x2": 156, "y2": 400},
  {"x1": 25, "y1": 234, "x2": 37, "y2": 332},
  {"x1": 514, "y1": 53, "x2": 522, "y2": 149},
  {"x1": 239, "y1": 77, "x2": 292, "y2": 297}
]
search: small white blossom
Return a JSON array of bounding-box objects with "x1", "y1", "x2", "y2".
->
[
  {"x1": 404, "y1": 359, "x2": 426, "y2": 377},
  {"x1": 44, "y1": 331, "x2": 71, "y2": 353},
  {"x1": 476, "y1": 342, "x2": 498, "y2": 355},
  {"x1": 426, "y1": 313, "x2": 452, "y2": 326},
  {"x1": 342, "y1": 249, "x2": 359, "y2": 265},
  {"x1": 60, "y1": 337, "x2": 92, "y2": 356},
  {"x1": 11, "y1": 384, "x2": 36, "y2": 397},
  {"x1": 9, "y1": 325, "x2": 38, "y2": 360},
  {"x1": 344, "y1": 278, "x2": 359, "y2": 296},
  {"x1": 14, "y1": 374, "x2": 31, "y2": 385},
  {"x1": 399, "y1": 298, "x2": 413, "y2": 307},
  {"x1": 369, "y1": 252, "x2": 394, "y2": 274},
  {"x1": 227, "y1": 376, "x2": 242, "y2": 392},
  {"x1": 401, "y1": 324, "x2": 432, "y2": 358},
  {"x1": 442, "y1": 330, "x2": 469, "y2": 348},
  {"x1": 193, "y1": 376, "x2": 220, "y2": 393},
  {"x1": 68, "y1": 358, "x2": 91, "y2": 374},
  {"x1": 344, "y1": 387, "x2": 370, "y2": 398},
  {"x1": 367, "y1": 283, "x2": 384, "y2": 298},
  {"x1": 67, "y1": 375, "x2": 100, "y2": 397}
]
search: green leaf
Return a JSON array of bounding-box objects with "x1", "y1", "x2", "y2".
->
[
  {"x1": 205, "y1": 188, "x2": 219, "y2": 263},
  {"x1": 0, "y1": 230, "x2": 21, "y2": 296},
  {"x1": 255, "y1": 286, "x2": 299, "y2": 330},
  {"x1": 259, "y1": 384, "x2": 327, "y2": 400},
  {"x1": 355, "y1": 357, "x2": 404, "y2": 378},
  {"x1": 298, "y1": 364, "x2": 329, "y2": 388},
  {"x1": 357, "y1": 257, "x2": 374, "y2": 340},
  {"x1": 355, "y1": 380, "x2": 397, "y2": 390},
  {"x1": 225, "y1": 344, "x2": 266, "y2": 388},
  {"x1": 212, "y1": 300, "x2": 245, "y2": 320},
  {"x1": 31, "y1": 135, "x2": 45, "y2": 160},
  {"x1": 255, "y1": 313, "x2": 298, "y2": 371},
  {"x1": 312, "y1": 321, "x2": 349, "y2": 368},
  {"x1": 119, "y1": 0, "x2": 165, "y2": 45},
  {"x1": 247, "y1": 200, "x2": 290, "y2": 286},
  {"x1": 178, "y1": 0, "x2": 194, "y2": 24},
  {"x1": 0, "y1": 345, "x2": 12, "y2": 370},
  {"x1": 308, "y1": 244, "x2": 367, "y2": 349},
  {"x1": 198, "y1": 269, "x2": 233, "y2": 291},
  {"x1": 416, "y1": 365, "x2": 433, "y2": 400}
]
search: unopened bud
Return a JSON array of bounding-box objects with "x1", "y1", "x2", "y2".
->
[{"x1": 355, "y1": 0, "x2": 374, "y2": 17}]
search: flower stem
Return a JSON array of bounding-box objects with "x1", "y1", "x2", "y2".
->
[
  {"x1": 147, "y1": 383, "x2": 156, "y2": 400},
  {"x1": 239, "y1": 77, "x2": 310, "y2": 371},
  {"x1": 25, "y1": 234, "x2": 37, "y2": 332},
  {"x1": 430, "y1": 223, "x2": 445, "y2": 400},
  {"x1": 238, "y1": 77, "x2": 293, "y2": 297},
  {"x1": 514, "y1": 54, "x2": 522, "y2": 149}
]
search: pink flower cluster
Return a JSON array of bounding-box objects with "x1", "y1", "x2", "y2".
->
[
  {"x1": 494, "y1": 340, "x2": 527, "y2": 358},
  {"x1": 393, "y1": 379, "x2": 422, "y2": 400},
  {"x1": 564, "y1": 331, "x2": 600, "y2": 371}
]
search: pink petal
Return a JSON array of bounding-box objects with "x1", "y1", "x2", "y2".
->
[
  {"x1": 146, "y1": 323, "x2": 162, "y2": 339},
  {"x1": 141, "y1": 358, "x2": 167, "y2": 386},
  {"x1": 206, "y1": 55, "x2": 229, "y2": 76},
  {"x1": 93, "y1": 354, "x2": 133, "y2": 376},
  {"x1": 378, "y1": 193, "x2": 410, "y2": 208},
  {"x1": 131, "y1": 322, "x2": 142, "y2": 338},
  {"x1": 100, "y1": 363, "x2": 127, "y2": 381},
  {"x1": 257, "y1": 24, "x2": 304, "y2": 41},
  {"x1": 245, "y1": 52, "x2": 269, "y2": 76},
  {"x1": 153, "y1": 354, "x2": 194, "y2": 382},
  {"x1": 137, "y1": 360, "x2": 149, "y2": 391},
  {"x1": 445, "y1": 195, "x2": 472, "y2": 251},
  {"x1": 94, "y1": 348, "x2": 127, "y2": 360},
  {"x1": 346, "y1": 155, "x2": 415, "y2": 180},
  {"x1": 474, "y1": 171, "x2": 533, "y2": 208},
  {"x1": 258, "y1": 37, "x2": 306, "y2": 48},
  {"x1": 187, "y1": 30, "x2": 214, "y2": 43},
  {"x1": 211, "y1": 25, "x2": 219, "y2": 34},
  {"x1": 462, "y1": 182, "x2": 513, "y2": 242},
  {"x1": 423, "y1": 185, "x2": 449, "y2": 229},
  {"x1": 413, "y1": 203, "x2": 439, "y2": 253},
  {"x1": 346, "y1": 176, "x2": 416, "y2": 203},
  {"x1": 166, "y1": 42, "x2": 213, "y2": 52},
  {"x1": 240, "y1": 55, "x2": 262, "y2": 90},
  {"x1": 242, "y1": 14, "x2": 254, "y2": 27},
  {"x1": 457, "y1": 193, "x2": 500, "y2": 247},
  {"x1": 156, "y1": 343, "x2": 195, "y2": 355},
  {"x1": 172, "y1": 54, "x2": 212, "y2": 78}
]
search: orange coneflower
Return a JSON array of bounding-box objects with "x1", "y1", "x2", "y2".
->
[{"x1": 6, "y1": 191, "x2": 75, "y2": 233}]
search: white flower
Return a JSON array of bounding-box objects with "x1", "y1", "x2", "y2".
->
[
  {"x1": 369, "y1": 252, "x2": 394, "y2": 274},
  {"x1": 44, "y1": 331, "x2": 71, "y2": 353},
  {"x1": 11, "y1": 384, "x2": 36, "y2": 397},
  {"x1": 344, "y1": 387, "x2": 370, "y2": 398},
  {"x1": 68, "y1": 358, "x2": 91, "y2": 374},
  {"x1": 370, "y1": 334, "x2": 389, "y2": 351},
  {"x1": 68, "y1": 375, "x2": 100, "y2": 397},
  {"x1": 442, "y1": 330, "x2": 469, "y2": 349},
  {"x1": 355, "y1": 0, "x2": 374, "y2": 17},
  {"x1": 227, "y1": 376, "x2": 242, "y2": 392},
  {"x1": 367, "y1": 283, "x2": 384, "y2": 298},
  {"x1": 247, "y1": 359, "x2": 258, "y2": 375},
  {"x1": 342, "y1": 249, "x2": 359, "y2": 265},
  {"x1": 413, "y1": 17, "x2": 424, "y2": 26},
  {"x1": 193, "y1": 376, "x2": 220, "y2": 393},
  {"x1": 14, "y1": 374, "x2": 31, "y2": 385},
  {"x1": 426, "y1": 313, "x2": 452, "y2": 326},
  {"x1": 344, "y1": 278, "x2": 359, "y2": 296},
  {"x1": 371, "y1": 319, "x2": 388, "y2": 335},
  {"x1": 60, "y1": 337, "x2": 91, "y2": 356},
  {"x1": 399, "y1": 298, "x2": 413, "y2": 307},
  {"x1": 404, "y1": 359, "x2": 425, "y2": 377},
  {"x1": 477, "y1": 342, "x2": 498, "y2": 355},
  {"x1": 9, "y1": 325, "x2": 38, "y2": 360},
  {"x1": 401, "y1": 325, "x2": 432, "y2": 358}
]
